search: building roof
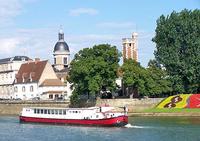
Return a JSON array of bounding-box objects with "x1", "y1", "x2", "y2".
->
[
  {"x1": 41, "y1": 91, "x2": 65, "y2": 95},
  {"x1": 54, "y1": 41, "x2": 69, "y2": 52},
  {"x1": 54, "y1": 30, "x2": 69, "y2": 52},
  {"x1": 53, "y1": 67, "x2": 69, "y2": 73},
  {"x1": 40, "y1": 79, "x2": 65, "y2": 86},
  {"x1": 0, "y1": 56, "x2": 31, "y2": 64},
  {"x1": 15, "y1": 60, "x2": 48, "y2": 83}
]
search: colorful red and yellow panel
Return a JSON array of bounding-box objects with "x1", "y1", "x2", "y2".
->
[
  {"x1": 157, "y1": 94, "x2": 191, "y2": 108},
  {"x1": 188, "y1": 94, "x2": 200, "y2": 108}
]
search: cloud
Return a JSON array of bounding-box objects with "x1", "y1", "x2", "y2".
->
[
  {"x1": 0, "y1": 0, "x2": 21, "y2": 24},
  {"x1": 97, "y1": 22, "x2": 135, "y2": 29},
  {"x1": 0, "y1": 0, "x2": 36, "y2": 26},
  {"x1": 0, "y1": 37, "x2": 22, "y2": 54},
  {"x1": 0, "y1": 28, "x2": 55, "y2": 60},
  {"x1": 69, "y1": 8, "x2": 99, "y2": 16}
]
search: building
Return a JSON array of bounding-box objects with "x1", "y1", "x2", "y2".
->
[
  {"x1": 14, "y1": 59, "x2": 70, "y2": 100},
  {"x1": 0, "y1": 56, "x2": 30, "y2": 99},
  {"x1": 122, "y1": 32, "x2": 138, "y2": 62},
  {"x1": 53, "y1": 28, "x2": 70, "y2": 83}
]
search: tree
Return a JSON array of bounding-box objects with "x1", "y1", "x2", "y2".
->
[
  {"x1": 121, "y1": 59, "x2": 172, "y2": 97},
  {"x1": 121, "y1": 59, "x2": 149, "y2": 97},
  {"x1": 147, "y1": 59, "x2": 172, "y2": 97},
  {"x1": 152, "y1": 9, "x2": 200, "y2": 94},
  {"x1": 69, "y1": 44, "x2": 121, "y2": 99}
]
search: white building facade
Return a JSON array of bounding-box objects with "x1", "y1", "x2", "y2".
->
[
  {"x1": 14, "y1": 60, "x2": 71, "y2": 100},
  {"x1": 0, "y1": 56, "x2": 30, "y2": 99}
]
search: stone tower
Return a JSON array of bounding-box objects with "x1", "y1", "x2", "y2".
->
[{"x1": 122, "y1": 32, "x2": 138, "y2": 62}]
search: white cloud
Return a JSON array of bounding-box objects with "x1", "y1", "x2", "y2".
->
[
  {"x1": 69, "y1": 8, "x2": 99, "y2": 16},
  {"x1": 97, "y1": 22, "x2": 135, "y2": 29},
  {"x1": 0, "y1": 0, "x2": 22, "y2": 24},
  {"x1": 0, "y1": 28, "x2": 55, "y2": 60},
  {"x1": 0, "y1": 37, "x2": 22, "y2": 54},
  {"x1": 0, "y1": 0, "x2": 36, "y2": 25}
]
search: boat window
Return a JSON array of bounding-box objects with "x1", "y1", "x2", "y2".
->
[
  {"x1": 51, "y1": 110, "x2": 54, "y2": 114},
  {"x1": 34, "y1": 109, "x2": 36, "y2": 114},
  {"x1": 41, "y1": 109, "x2": 44, "y2": 114},
  {"x1": 55, "y1": 110, "x2": 58, "y2": 115},
  {"x1": 44, "y1": 110, "x2": 47, "y2": 114},
  {"x1": 59, "y1": 110, "x2": 62, "y2": 115},
  {"x1": 96, "y1": 115, "x2": 99, "y2": 118},
  {"x1": 48, "y1": 110, "x2": 50, "y2": 114},
  {"x1": 37, "y1": 109, "x2": 40, "y2": 114},
  {"x1": 63, "y1": 110, "x2": 66, "y2": 115}
]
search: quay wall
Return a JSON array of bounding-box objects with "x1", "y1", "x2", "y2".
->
[
  {"x1": 0, "y1": 101, "x2": 70, "y2": 115},
  {"x1": 0, "y1": 98, "x2": 164, "y2": 115},
  {"x1": 96, "y1": 98, "x2": 164, "y2": 112}
]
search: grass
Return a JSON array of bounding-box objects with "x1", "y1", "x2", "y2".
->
[{"x1": 141, "y1": 108, "x2": 200, "y2": 113}]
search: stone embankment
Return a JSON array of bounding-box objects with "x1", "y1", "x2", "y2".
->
[
  {"x1": 0, "y1": 100, "x2": 70, "y2": 115},
  {"x1": 0, "y1": 98, "x2": 163, "y2": 115},
  {"x1": 1, "y1": 98, "x2": 198, "y2": 117},
  {"x1": 96, "y1": 98, "x2": 164, "y2": 112}
]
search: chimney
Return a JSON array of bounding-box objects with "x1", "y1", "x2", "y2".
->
[
  {"x1": 29, "y1": 73, "x2": 32, "y2": 82},
  {"x1": 22, "y1": 74, "x2": 25, "y2": 83},
  {"x1": 35, "y1": 58, "x2": 40, "y2": 64},
  {"x1": 27, "y1": 59, "x2": 32, "y2": 64}
]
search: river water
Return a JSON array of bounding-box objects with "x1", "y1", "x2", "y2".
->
[{"x1": 0, "y1": 116, "x2": 199, "y2": 141}]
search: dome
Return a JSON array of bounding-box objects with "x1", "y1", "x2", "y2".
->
[
  {"x1": 54, "y1": 41, "x2": 69, "y2": 52},
  {"x1": 53, "y1": 29, "x2": 70, "y2": 52}
]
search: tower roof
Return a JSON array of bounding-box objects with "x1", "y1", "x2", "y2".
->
[{"x1": 54, "y1": 29, "x2": 69, "y2": 52}]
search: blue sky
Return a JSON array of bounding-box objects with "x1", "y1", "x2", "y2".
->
[{"x1": 0, "y1": 0, "x2": 199, "y2": 66}]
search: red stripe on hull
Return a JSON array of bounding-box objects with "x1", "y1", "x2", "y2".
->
[{"x1": 19, "y1": 116, "x2": 128, "y2": 127}]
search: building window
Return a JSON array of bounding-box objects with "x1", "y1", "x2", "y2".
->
[
  {"x1": 49, "y1": 95, "x2": 53, "y2": 99},
  {"x1": 30, "y1": 86, "x2": 34, "y2": 92},
  {"x1": 64, "y1": 57, "x2": 67, "y2": 64},
  {"x1": 22, "y1": 86, "x2": 25, "y2": 92},
  {"x1": 55, "y1": 94, "x2": 58, "y2": 99},
  {"x1": 14, "y1": 86, "x2": 18, "y2": 92},
  {"x1": 54, "y1": 58, "x2": 56, "y2": 64}
]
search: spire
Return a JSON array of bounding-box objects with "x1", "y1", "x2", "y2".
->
[{"x1": 58, "y1": 25, "x2": 64, "y2": 41}]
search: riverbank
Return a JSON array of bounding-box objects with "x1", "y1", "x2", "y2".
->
[
  {"x1": 0, "y1": 100, "x2": 70, "y2": 116},
  {"x1": 0, "y1": 99, "x2": 200, "y2": 117},
  {"x1": 129, "y1": 108, "x2": 200, "y2": 117},
  {"x1": 129, "y1": 112, "x2": 200, "y2": 117}
]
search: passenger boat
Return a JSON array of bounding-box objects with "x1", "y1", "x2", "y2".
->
[{"x1": 19, "y1": 106, "x2": 128, "y2": 127}]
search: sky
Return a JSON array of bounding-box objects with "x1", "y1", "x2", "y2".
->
[{"x1": 0, "y1": 0, "x2": 199, "y2": 67}]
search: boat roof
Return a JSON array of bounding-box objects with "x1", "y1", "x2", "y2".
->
[
  {"x1": 23, "y1": 107, "x2": 100, "y2": 110},
  {"x1": 23, "y1": 106, "x2": 115, "y2": 111}
]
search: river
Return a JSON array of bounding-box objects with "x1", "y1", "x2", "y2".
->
[{"x1": 0, "y1": 116, "x2": 199, "y2": 141}]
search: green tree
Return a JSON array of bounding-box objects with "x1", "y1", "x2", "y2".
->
[
  {"x1": 121, "y1": 59, "x2": 149, "y2": 97},
  {"x1": 152, "y1": 9, "x2": 200, "y2": 94},
  {"x1": 147, "y1": 59, "x2": 172, "y2": 97},
  {"x1": 121, "y1": 59, "x2": 172, "y2": 97},
  {"x1": 69, "y1": 44, "x2": 121, "y2": 99}
]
